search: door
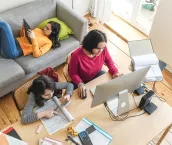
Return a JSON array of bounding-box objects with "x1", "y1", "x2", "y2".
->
[{"x1": 112, "y1": 0, "x2": 160, "y2": 35}]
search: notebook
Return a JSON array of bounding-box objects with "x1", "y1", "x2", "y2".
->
[
  {"x1": 74, "y1": 118, "x2": 112, "y2": 145},
  {"x1": 3, "y1": 127, "x2": 21, "y2": 140},
  {"x1": 0, "y1": 132, "x2": 28, "y2": 145},
  {"x1": 23, "y1": 19, "x2": 32, "y2": 44}
]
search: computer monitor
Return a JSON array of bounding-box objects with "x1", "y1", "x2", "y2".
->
[{"x1": 91, "y1": 67, "x2": 150, "y2": 108}]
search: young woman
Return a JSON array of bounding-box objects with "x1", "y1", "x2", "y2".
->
[
  {"x1": 21, "y1": 75, "x2": 73, "y2": 124},
  {"x1": 0, "y1": 21, "x2": 60, "y2": 59},
  {"x1": 69, "y1": 30, "x2": 122, "y2": 99}
]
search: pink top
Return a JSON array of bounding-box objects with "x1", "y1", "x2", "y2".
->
[{"x1": 69, "y1": 46, "x2": 118, "y2": 85}]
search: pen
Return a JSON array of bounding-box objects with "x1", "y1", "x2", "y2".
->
[{"x1": 68, "y1": 135, "x2": 80, "y2": 145}]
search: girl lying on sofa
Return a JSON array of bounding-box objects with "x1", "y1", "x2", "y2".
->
[
  {"x1": 21, "y1": 75, "x2": 73, "y2": 124},
  {"x1": 0, "y1": 21, "x2": 60, "y2": 59}
]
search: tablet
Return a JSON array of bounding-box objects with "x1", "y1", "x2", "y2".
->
[{"x1": 23, "y1": 19, "x2": 32, "y2": 44}]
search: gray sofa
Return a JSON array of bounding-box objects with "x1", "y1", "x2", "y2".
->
[{"x1": 0, "y1": 0, "x2": 88, "y2": 97}]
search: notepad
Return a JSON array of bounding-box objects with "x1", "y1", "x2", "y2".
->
[{"x1": 74, "y1": 118, "x2": 112, "y2": 145}]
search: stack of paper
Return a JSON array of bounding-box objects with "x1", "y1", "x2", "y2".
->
[
  {"x1": 132, "y1": 53, "x2": 163, "y2": 82},
  {"x1": 35, "y1": 96, "x2": 74, "y2": 135}
]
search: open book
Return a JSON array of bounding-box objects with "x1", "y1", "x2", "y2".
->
[
  {"x1": 35, "y1": 97, "x2": 74, "y2": 135},
  {"x1": 132, "y1": 53, "x2": 162, "y2": 82}
]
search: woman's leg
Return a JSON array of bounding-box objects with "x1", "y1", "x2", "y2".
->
[
  {"x1": 94, "y1": 70, "x2": 105, "y2": 78},
  {"x1": 0, "y1": 21, "x2": 21, "y2": 59}
]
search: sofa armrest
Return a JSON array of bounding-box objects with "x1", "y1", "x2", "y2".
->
[{"x1": 56, "y1": 0, "x2": 88, "y2": 43}]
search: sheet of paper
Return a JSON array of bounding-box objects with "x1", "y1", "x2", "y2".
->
[
  {"x1": 74, "y1": 119, "x2": 111, "y2": 145},
  {"x1": 132, "y1": 53, "x2": 158, "y2": 67},
  {"x1": 35, "y1": 97, "x2": 73, "y2": 135},
  {"x1": 135, "y1": 64, "x2": 162, "y2": 81}
]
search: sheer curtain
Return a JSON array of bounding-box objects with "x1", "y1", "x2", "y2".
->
[{"x1": 90, "y1": 0, "x2": 113, "y2": 23}]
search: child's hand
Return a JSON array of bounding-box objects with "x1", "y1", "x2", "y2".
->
[
  {"x1": 62, "y1": 94, "x2": 71, "y2": 102},
  {"x1": 38, "y1": 110, "x2": 57, "y2": 119},
  {"x1": 27, "y1": 29, "x2": 35, "y2": 39}
]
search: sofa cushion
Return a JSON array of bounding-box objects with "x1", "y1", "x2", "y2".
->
[
  {"x1": 0, "y1": 0, "x2": 57, "y2": 37},
  {"x1": 0, "y1": 57, "x2": 25, "y2": 89},
  {"x1": 15, "y1": 36, "x2": 79, "y2": 74}
]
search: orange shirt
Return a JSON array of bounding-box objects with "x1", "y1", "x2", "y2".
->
[{"x1": 16, "y1": 27, "x2": 52, "y2": 57}]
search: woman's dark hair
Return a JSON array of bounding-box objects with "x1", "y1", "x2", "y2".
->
[
  {"x1": 48, "y1": 21, "x2": 61, "y2": 49},
  {"x1": 27, "y1": 75, "x2": 55, "y2": 106},
  {"x1": 82, "y1": 29, "x2": 107, "y2": 54}
]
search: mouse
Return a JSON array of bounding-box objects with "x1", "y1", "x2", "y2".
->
[{"x1": 81, "y1": 89, "x2": 87, "y2": 99}]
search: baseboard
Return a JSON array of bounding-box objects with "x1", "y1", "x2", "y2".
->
[{"x1": 166, "y1": 65, "x2": 172, "y2": 73}]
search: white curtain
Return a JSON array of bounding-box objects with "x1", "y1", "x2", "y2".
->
[{"x1": 90, "y1": 0, "x2": 113, "y2": 23}]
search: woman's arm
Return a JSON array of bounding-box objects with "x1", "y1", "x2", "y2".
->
[
  {"x1": 21, "y1": 93, "x2": 38, "y2": 124},
  {"x1": 27, "y1": 30, "x2": 52, "y2": 57},
  {"x1": 104, "y1": 47, "x2": 118, "y2": 75},
  {"x1": 69, "y1": 53, "x2": 83, "y2": 86},
  {"x1": 55, "y1": 82, "x2": 74, "y2": 96}
]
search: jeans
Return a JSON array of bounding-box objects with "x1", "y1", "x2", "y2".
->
[
  {"x1": 0, "y1": 21, "x2": 23, "y2": 59},
  {"x1": 72, "y1": 70, "x2": 105, "y2": 90}
]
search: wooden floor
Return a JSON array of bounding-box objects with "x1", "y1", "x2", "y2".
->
[{"x1": 0, "y1": 14, "x2": 172, "y2": 132}]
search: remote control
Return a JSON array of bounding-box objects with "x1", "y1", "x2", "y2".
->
[{"x1": 78, "y1": 131, "x2": 93, "y2": 145}]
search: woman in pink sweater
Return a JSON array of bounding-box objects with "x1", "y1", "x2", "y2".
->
[{"x1": 69, "y1": 30, "x2": 121, "y2": 99}]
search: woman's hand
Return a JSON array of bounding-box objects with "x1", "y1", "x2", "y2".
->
[
  {"x1": 78, "y1": 83, "x2": 87, "y2": 99},
  {"x1": 113, "y1": 72, "x2": 123, "y2": 79},
  {"x1": 27, "y1": 29, "x2": 35, "y2": 39},
  {"x1": 38, "y1": 110, "x2": 58, "y2": 119}
]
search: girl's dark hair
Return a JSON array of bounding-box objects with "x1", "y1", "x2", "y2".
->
[
  {"x1": 48, "y1": 21, "x2": 61, "y2": 49},
  {"x1": 82, "y1": 29, "x2": 107, "y2": 54},
  {"x1": 27, "y1": 75, "x2": 55, "y2": 106}
]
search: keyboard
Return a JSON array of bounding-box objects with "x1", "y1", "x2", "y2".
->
[{"x1": 90, "y1": 88, "x2": 96, "y2": 95}]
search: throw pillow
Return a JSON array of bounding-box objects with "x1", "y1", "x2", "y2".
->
[{"x1": 37, "y1": 17, "x2": 74, "y2": 40}]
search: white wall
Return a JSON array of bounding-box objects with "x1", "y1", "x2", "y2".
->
[
  {"x1": 0, "y1": 0, "x2": 35, "y2": 12},
  {"x1": 73, "y1": 0, "x2": 91, "y2": 16},
  {"x1": 149, "y1": 0, "x2": 172, "y2": 67},
  {"x1": 0, "y1": 0, "x2": 90, "y2": 15},
  {"x1": 62, "y1": 0, "x2": 91, "y2": 16}
]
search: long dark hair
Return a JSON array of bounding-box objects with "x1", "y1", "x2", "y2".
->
[
  {"x1": 82, "y1": 29, "x2": 107, "y2": 54},
  {"x1": 48, "y1": 21, "x2": 61, "y2": 49},
  {"x1": 27, "y1": 75, "x2": 55, "y2": 106}
]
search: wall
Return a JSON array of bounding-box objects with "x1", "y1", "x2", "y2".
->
[
  {"x1": 149, "y1": 0, "x2": 172, "y2": 67},
  {"x1": 0, "y1": 0, "x2": 35, "y2": 12}
]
